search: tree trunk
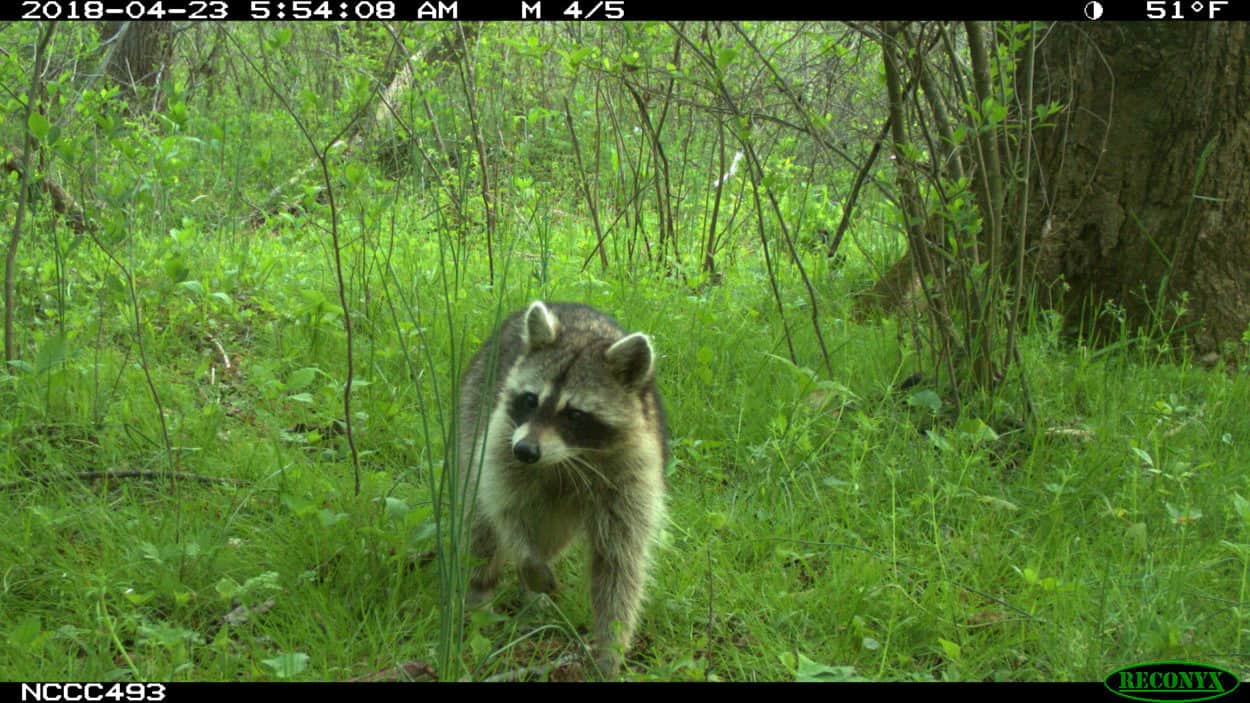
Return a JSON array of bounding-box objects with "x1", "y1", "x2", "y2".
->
[
  {"x1": 102, "y1": 22, "x2": 174, "y2": 109},
  {"x1": 1031, "y1": 23, "x2": 1250, "y2": 353}
]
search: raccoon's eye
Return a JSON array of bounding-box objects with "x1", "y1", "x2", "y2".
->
[
  {"x1": 562, "y1": 408, "x2": 588, "y2": 423},
  {"x1": 520, "y1": 392, "x2": 539, "y2": 410}
]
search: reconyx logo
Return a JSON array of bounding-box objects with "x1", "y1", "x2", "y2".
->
[{"x1": 1105, "y1": 661, "x2": 1240, "y2": 702}]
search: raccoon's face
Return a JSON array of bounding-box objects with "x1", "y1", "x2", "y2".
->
[{"x1": 500, "y1": 302, "x2": 654, "y2": 469}]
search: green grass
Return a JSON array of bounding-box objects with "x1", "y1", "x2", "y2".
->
[
  {"x1": 1, "y1": 21, "x2": 1247, "y2": 683},
  {"x1": 1, "y1": 212, "x2": 1247, "y2": 682}
]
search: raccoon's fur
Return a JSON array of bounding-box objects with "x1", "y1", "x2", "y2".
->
[{"x1": 456, "y1": 301, "x2": 668, "y2": 677}]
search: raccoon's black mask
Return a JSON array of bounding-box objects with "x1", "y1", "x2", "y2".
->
[{"x1": 504, "y1": 301, "x2": 655, "y2": 467}]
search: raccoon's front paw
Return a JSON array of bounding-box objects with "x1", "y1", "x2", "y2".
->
[
  {"x1": 468, "y1": 568, "x2": 499, "y2": 607},
  {"x1": 592, "y1": 648, "x2": 623, "y2": 680},
  {"x1": 466, "y1": 583, "x2": 495, "y2": 607},
  {"x1": 518, "y1": 559, "x2": 557, "y2": 594}
]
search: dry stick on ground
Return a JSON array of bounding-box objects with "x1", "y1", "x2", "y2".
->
[
  {"x1": 207, "y1": 335, "x2": 231, "y2": 369},
  {"x1": 0, "y1": 470, "x2": 241, "y2": 492},
  {"x1": 479, "y1": 652, "x2": 583, "y2": 683},
  {"x1": 350, "y1": 660, "x2": 438, "y2": 682},
  {"x1": 1, "y1": 152, "x2": 92, "y2": 236},
  {"x1": 222, "y1": 598, "x2": 276, "y2": 626}
]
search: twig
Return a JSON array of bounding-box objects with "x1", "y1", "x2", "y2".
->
[
  {"x1": 0, "y1": 470, "x2": 241, "y2": 492},
  {"x1": 208, "y1": 335, "x2": 232, "y2": 370},
  {"x1": 1, "y1": 152, "x2": 92, "y2": 235},
  {"x1": 351, "y1": 660, "x2": 438, "y2": 682},
  {"x1": 479, "y1": 652, "x2": 582, "y2": 683},
  {"x1": 222, "y1": 598, "x2": 276, "y2": 625}
]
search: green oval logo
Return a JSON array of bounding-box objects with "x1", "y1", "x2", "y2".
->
[{"x1": 1106, "y1": 661, "x2": 1240, "y2": 703}]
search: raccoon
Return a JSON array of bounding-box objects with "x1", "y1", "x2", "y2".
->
[{"x1": 456, "y1": 301, "x2": 668, "y2": 677}]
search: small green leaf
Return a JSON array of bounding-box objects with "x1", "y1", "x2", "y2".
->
[
  {"x1": 468, "y1": 632, "x2": 493, "y2": 662},
  {"x1": 262, "y1": 652, "x2": 309, "y2": 679},
  {"x1": 794, "y1": 654, "x2": 863, "y2": 682},
  {"x1": 343, "y1": 162, "x2": 365, "y2": 185},
  {"x1": 286, "y1": 368, "x2": 319, "y2": 391},
  {"x1": 139, "y1": 541, "x2": 163, "y2": 564},
  {"x1": 1125, "y1": 522, "x2": 1147, "y2": 553},
  {"x1": 412, "y1": 521, "x2": 437, "y2": 543},
  {"x1": 705, "y1": 511, "x2": 728, "y2": 531},
  {"x1": 123, "y1": 589, "x2": 155, "y2": 605},
  {"x1": 977, "y1": 495, "x2": 1019, "y2": 512},
  {"x1": 28, "y1": 112, "x2": 50, "y2": 140},
  {"x1": 318, "y1": 509, "x2": 347, "y2": 527},
  {"x1": 267, "y1": 28, "x2": 293, "y2": 50},
  {"x1": 281, "y1": 494, "x2": 316, "y2": 517},
  {"x1": 7, "y1": 359, "x2": 34, "y2": 374},
  {"x1": 6, "y1": 615, "x2": 46, "y2": 650},
  {"x1": 957, "y1": 417, "x2": 999, "y2": 442},
  {"x1": 1221, "y1": 540, "x2": 1250, "y2": 560},
  {"x1": 1233, "y1": 494, "x2": 1250, "y2": 525},
  {"x1": 33, "y1": 333, "x2": 67, "y2": 374},
  {"x1": 938, "y1": 637, "x2": 962, "y2": 661},
  {"x1": 907, "y1": 389, "x2": 942, "y2": 413},
  {"x1": 385, "y1": 497, "x2": 410, "y2": 521},
  {"x1": 215, "y1": 577, "x2": 241, "y2": 600},
  {"x1": 164, "y1": 256, "x2": 189, "y2": 283},
  {"x1": 925, "y1": 430, "x2": 953, "y2": 453}
]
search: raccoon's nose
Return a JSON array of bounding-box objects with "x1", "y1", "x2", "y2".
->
[{"x1": 514, "y1": 439, "x2": 541, "y2": 464}]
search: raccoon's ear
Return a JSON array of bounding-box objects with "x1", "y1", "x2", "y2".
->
[
  {"x1": 606, "y1": 332, "x2": 654, "y2": 388},
  {"x1": 522, "y1": 301, "x2": 559, "y2": 350}
]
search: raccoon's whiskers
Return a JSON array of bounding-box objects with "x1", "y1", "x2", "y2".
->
[
  {"x1": 552, "y1": 459, "x2": 588, "y2": 493},
  {"x1": 553, "y1": 457, "x2": 593, "y2": 493},
  {"x1": 566, "y1": 463, "x2": 593, "y2": 494},
  {"x1": 567, "y1": 454, "x2": 616, "y2": 491}
]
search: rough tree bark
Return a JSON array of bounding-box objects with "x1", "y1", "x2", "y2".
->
[
  {"x1": 101, "y1": 22, "x2": 175, "y2": 109},
  {"x1": 1031, "y1": 23, "x2": 1250, "y2": 353}
]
